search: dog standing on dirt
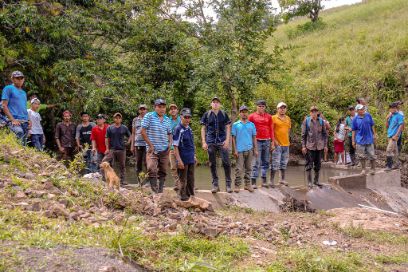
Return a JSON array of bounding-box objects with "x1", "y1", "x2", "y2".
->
[{"x1": 100, "y1": 162, "x2": 120, "y2": 190}]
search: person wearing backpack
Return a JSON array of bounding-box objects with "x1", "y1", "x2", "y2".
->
[
  {"x1": 301, "y1": 106, "x2": 328, "y2": 188},
  {"x1": 200, "y1": 97, "x2": 232, "y2": 193}
]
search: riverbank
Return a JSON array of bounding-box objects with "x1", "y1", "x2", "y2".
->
[{"x1": 1, "y1": 130, "x2": 408, "y2": 271}]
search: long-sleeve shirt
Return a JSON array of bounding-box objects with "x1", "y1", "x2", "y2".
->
[
  {"x1": 301, "y1": 117, "x2": 327, "y2": 151},
  {"x1": 248, "y1": 112, "x2": 274, "y2": 141}
]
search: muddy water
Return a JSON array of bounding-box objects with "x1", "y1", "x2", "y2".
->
[{"x1": 125, "y1": 165, "x2": 359, "y2": 190}]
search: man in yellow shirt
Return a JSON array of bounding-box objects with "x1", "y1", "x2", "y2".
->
[{"x1": 271, "y1": 102, "x2": 291, "y2": 187}]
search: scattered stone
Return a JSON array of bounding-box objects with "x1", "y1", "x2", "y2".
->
[
  {"x1": 44, "y1": 203, "x2": 69, "y2": 219},
  {"x1": 15, "y1": 191, "x2": 26, "y2": 199}
]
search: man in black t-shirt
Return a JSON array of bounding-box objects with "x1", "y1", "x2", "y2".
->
[
  {"x1": 76, "y1": 112, "x2": 96, "y2": 173},
  {"x1": 102, "y1": 113, "x2": 131, "y2": 185}
]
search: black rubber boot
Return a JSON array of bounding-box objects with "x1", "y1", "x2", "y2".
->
[
  {"x1": 270, "y1": 170, "x2": 276, "y2": 188},
  {"x1": 279, "y1": 169, "x2": 288, "y2": 186},
  {"x1": 261, "y1": 176, "x2": 269, "y2": 188},
  {"x1": 158, "y1": 179, "x2": 165, "y2": 193},
  {"x1": 251, "y1": 178, "x2": 258, "y2": 189},
  {"x1": 149, "y1": 178, "x2": 158, "y2": 193},
  {"x1": 314, "y1": 171, "x2": 322, "y2": 187},
  {"x1": 306, "y1": 170, "x2": 313, "y2": 189},
  {"x1": 385, "y1": 157, "x2": 393, "y2": 171}
]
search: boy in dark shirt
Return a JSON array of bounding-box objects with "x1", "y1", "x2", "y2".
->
[
  {"x1": 102, "y1": 113, "x2": 131, "y2": 185},
  {"x1": 174, "y1": 108, "x2": 196, "y2": 201}
]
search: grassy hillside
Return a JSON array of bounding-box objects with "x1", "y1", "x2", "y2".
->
[{"x1": 264, "y1": 0, "x2": 408, "y2": 148}]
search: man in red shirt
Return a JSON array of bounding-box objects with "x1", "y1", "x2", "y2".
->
[
  {"x1": 249, "y1": 100, "x2": 275, "y2": 189},
  {"x1": 91, "y1": 114, "x2": 109, "y2": 173}
]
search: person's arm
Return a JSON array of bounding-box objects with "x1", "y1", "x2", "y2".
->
[
  {"x1": 269, "y1": 116, "x2": 275, "y2": 150},
  {"x1": 75, "y1": 125, "x2": 81, "y2": 149},
  {"x1": 2, "y1": 100, "x2": 20, "y2": 126},
  {"x1": 252, "y1": 135, "x2": 258, "y2": 157},
  {"x1": 168, "y1": 133, "x2": 173, "y2": 150},
  {"x1": 104, "y1": 127, "x2": 110, "y2": 154},
  {"x1": 201, "y1": 125, "x2": 208, "y2": 150},
  {"x1": 223, "y1": 124, "x2": 231, "y2": 149},
  {"x1": 126, "y1": 126, "x2": 132, "y2": 145},
  {"x1": 55, "y1": 124, "x2": 64, "y2": 152},
  {"x1": 130, "y1": 123, "x2": 136, "y2": 153},
  {"x1": 141, "y1": 128, "x2": 154, "y2": 153},
  {"x1": 232, "y1": 136, "x2": 238, "y2": 157},
  {"x1": 174, "y1": 145, "x2": 184, "y2": 169},
  {"x1": 352, "y1": 130, "x2": 356, "y2": 148},
  {"x1": 322, "y1": 122, "x2": 328, "y2": 150},
  {"x1": 392, "y1": 124, "x2": 404, "y2": 141},
  {"x1": 301, "y1": 121, "x2": 307, "y2": 154}
]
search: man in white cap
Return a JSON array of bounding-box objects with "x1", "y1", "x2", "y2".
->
[
  {"x1": 352, "y1": 104, "x2": 377, "y2": 175},
  {"x1": 271, "y1": 102, "x2": 291, "y2": 187},
  {"x1": 27, "y1": 97, "x2": 46, "y2": 151},
  {"x1": 1, "y1": 71, "x2": 29, "y2": 144}
]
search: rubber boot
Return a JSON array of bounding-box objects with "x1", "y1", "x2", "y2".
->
[
  {"x1": 158, "y1": 178, "x2": 165, "y2": 193},
  {"x1": 360, "y1": 159, "x2": 367, "y2": 175},
  {"x1": 270, "y1": 170, "x2": 276, "y2": 188},
  {"x1": 306, "y1": 171, "x2": 313, "y2": 189},
  {"x1": 314, "y1": 171, "x2": 322, "y2": 187},
  {"x1": 251, "y1": 178, "x2": 258, "y2": 189},
  {"x1": 369, "y1": 160, "x2": 376, "y2": 175},
  {"x1": 261, "y1": 176, "x2": 269, "y2": 188},
  {"x1": 149, "y1": 178, "x2": 158, "y2": 193},
  {"x1": 279, "y1": 169, "x2": 288, "y2": 186},
  {"x1": 385, "y1": 157, "x2": 393, "y2": 172}
]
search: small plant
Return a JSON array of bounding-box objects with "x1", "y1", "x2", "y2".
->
[{"x1": 68, "y1": 152, "x2": 85, "y2": 175}]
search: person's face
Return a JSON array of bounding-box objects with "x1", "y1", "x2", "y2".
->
[
  {"x1": 155, "y1": 104, "x2": 167, "y2": 116},
  {"x1": 310, "y1": 110, "x2": 318, "y2": 118},
  {"x1": 139, "y1": 107, "x2": 147, "y2": 116},
  {"x1": 31, "y1": 102, "x2": 40, "y2": 111},
  {"x1": 390, "y1": 108, "x2": 397, "y2": 114},
  {"x1": 257, "y1": 104, "x2": 266, "y2": 113},
  {"x1": 181, "y1": 115, "x2": 191, "y2": 125},
  {"x1": 81, "y1": 114, "x2": 90, "y2": 122},
  {"x1": 349, "y1": 109, "x2": 355, "y2": 116},
  {"x1": 169, "y1": 107, "x2": 178, "y2": 117},
  {"x1": 96, "y1": 118, "x2": 105, "y2": 125},
  {"x1": 12, "y1": 76, "x2": 25, "y2": 88},
  {"x1": 240, "y1": 110, "x2": 249, "y2": 120},
  {"x1": 211, "y1": 100, "x2": 221, "y2": 110},
  {"x1": 63, "y1": 113, "x2": 71, "y2": 122},
  {"x1": 278, "y1": 106, "x2": 287, "y2": 115},
  {"x1": 114, "y1": 116, "x2": 122, "y2": 124},
  {"x1": 357, "y1": 108, "x2": 365, "y2": 115}
]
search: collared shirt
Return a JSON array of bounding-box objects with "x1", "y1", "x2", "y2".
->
[
  {"x1": 301, "y1": 117, "x2": 327, "y2": 150},
  {"x1": 345, "y1": 115, "x2": 354, "y2": 137},
  {"x1": 142, "y1": 111, "x2": 172, "y2": 152},
  {"x1": 173, "y1": 123, "x2": 195, "y2": 164},
  {"x1": 231, "y1": 120, "x2": 256, "y2": 152},
  {"x1": 248, "y1": 112, "x2": 274, "y2": 141},
  {"x1": 1, "y1": 84, "x2": 28, "y2": 120},
  {"x1": 200, "y1": 110, "x2": 231, "y2": 144},
  {"x1": 27, "y1": 109, "x2": 43, "y2": 135},
  {"x1": 91, "y1": 124, "x2": 109, "y2": 153},
  {"x1": 387, "y1": 112, "x2": 404, "y2": 138},
  {"x1": 132, "y1": 116, "x2": 146, "y2": 147},
  {"x1": 55, "y1": 122, "x2": 76, "y2": 148},
  {"x1": 106, "y1": 124, "x2": 131, "y2": 150},
  {"x1": 170, "y1": 115, "x2": 181, "y2": 150},
  {"x1": 352, "y1": 113, "x2": 375, "y2": 145},
  {"x1": 272, "y1": 114, "x2": 291, "y2": 146}
]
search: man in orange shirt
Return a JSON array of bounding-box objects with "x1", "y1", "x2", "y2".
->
[{"x1": 271, "y1": 102, "x2": 291, "y2": 187}]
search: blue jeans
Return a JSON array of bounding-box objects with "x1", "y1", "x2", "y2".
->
[
  {"x1": 30, "y1": 134, "x2": 44, "y2": 151},
  {"x1": 8, "y1": 122, "x2": 29, "y2": 146},
  {"x1": 83, "y1": 149, "x2": 94, "y2": 174},
  {"x1": 208, "y1": 143, "x2": 231, "y2": 187},
  {"x1": 271, "y1": 146, "x2": 289, "y2": 170},
  {"x1": 91, "y1": 152, "x2": 105, "y2": 174},
  {"x1": 251, "y1": 140, "x2": 270, "y2": 180}
]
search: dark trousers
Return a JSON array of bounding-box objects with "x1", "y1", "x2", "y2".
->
[
  {"x1": 347, "y1": 135, "x2": 356, "y2": 164},
  {"x1": 305, "y1": 149, "x2": 323, "y2": 172},
  {"x1": 208, "y1": 143, "x2": 231, "y2": 187},
  {"x1": 102, "y1": 149, "x2": 126, "y2": 183},
  {"x1": 135, "y1": 146, "x2": 147, "y2": 182},
  {"x1": 58, "y1": 146, "x2": 75, "y2": 165},
  {"x1": 146, "y1": 150, "x2": 169, "y2": 180},
  {"x1": 178, "y1": 163, "x2": 195, "y2": 200}
]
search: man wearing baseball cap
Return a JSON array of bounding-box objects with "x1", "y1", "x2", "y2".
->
[
  {"x1": 385, "y1": 102, "x2": 404, "y2": 171},
  {"x1": 249, "y1": 99, "x2": 275, "y2": 189},
  {"x1": 55, "y1": 110, "x2": 77, "y2": 164},
  {"x1": 352, "y1": 104, "x2": 377, "y2": 175},
  {"x1": 1, "y1": 71, "x2": 29, "y2": 144},
  {"x1": 345, "y1": 106, "x2": 356, "y2": 165},
  {"x1": 91, "y1": 114, "x2": 109, "y2": 173},
  {"x1": 27, "y1": 98, "x2": 46, "y2": 151},
  {"x1": 131, "y1": 104, "x2": 148, "y2": 183},
  {"x1": 271, "y1": 102, "x2": 291, "y2": 187},
  {"x1": 141, "y1": 98, "x2": 172, "y2": 193},
  {"x1": 168, "y1": 103, "x2": 181, "y2": 191}
]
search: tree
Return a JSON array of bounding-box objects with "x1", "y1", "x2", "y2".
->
[{"x1": 279, "y1": 0, "x2": 323, "y2": 23}]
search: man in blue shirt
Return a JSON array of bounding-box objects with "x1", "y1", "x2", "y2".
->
[
  {"x1": 232, "y1": 105, "x2": 257, "y2": 193},
  {"x1": 142, "y1": 99, "x2": 172, "y2": 193},
  {"x1": 168, "y1": 103, "x2": 181, "y2": 192},
  {"x1": 131, "y1": 104, "x2": 148, "y2": 184},
  {"x1": 385, "y1": 102, "x2": 404, "y2": 170},
  {"x1": 200, "y1": 97, "x2": 232, "y2": 193},
  {"x1": 1, "y1": 71, "x2": 29, "y2": 144},
  {"x1": 173, "y1": 108, "x2": 196, "y2": 201},
  {"x1": 352, "y1": 104, "x2": 377, "y2": 175}
]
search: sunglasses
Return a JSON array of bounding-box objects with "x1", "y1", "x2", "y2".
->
[
  {"x1": 14, "y1": 77, "x2": 24, "y2": 80},
  {"x1": 257, "y1": 105, "x2": 266, "y2": 107},
  {"x1": 183, "y1": 116, "x2": 191, "y2": 119},
  {"x1": 139, "y1": 108, "x2": 147, "y2": 111},
  {"x1": 279, "y1": 106, "x2": 287, "y2": 109}
]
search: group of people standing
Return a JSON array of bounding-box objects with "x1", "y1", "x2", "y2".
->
[{"x1": 1, "y1": 71, "x2": 405, "y2": 200}]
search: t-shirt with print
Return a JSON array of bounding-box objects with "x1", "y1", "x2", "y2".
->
[
  {"x1": 272, "y1": 115, "x2": 291, "y2": 146},
  {"x1": 76, "y1": 122, "x2": 96, "y2": 146},
  {"x1": 106, "y1": 124, "x2": 131, "y2": 150},
  {"x1": 173, "y1": 123, "x2": 195, "y2": 164},
  {"x1": 27, "y1": 109, "x2": 43, "y2": 135}
]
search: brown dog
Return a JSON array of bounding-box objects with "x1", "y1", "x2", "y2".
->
[{"x1": 100, "y1": 162, "x2": 120, "y2": 190}]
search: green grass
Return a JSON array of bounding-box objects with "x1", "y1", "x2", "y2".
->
[{"x1": 340, "y1": 225, "x2": 408, "y2": 245}]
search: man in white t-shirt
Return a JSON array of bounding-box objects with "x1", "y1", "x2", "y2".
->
[{"x1": 27, "y1": 98, "x2": 45, "y2": 151}]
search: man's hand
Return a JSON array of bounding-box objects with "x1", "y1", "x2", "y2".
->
[
  {"x1": 104, "y1": 149, "x2": 110, "y2": 155},
  {"x1": 392, "y1": 135, "x2": 399, "y2": 141},
  {"x1": 254, "y1": 149, "x2": 259, "y2": 157},
  {"x1": 386, "y1": 112, "x2": 392, "y2": 120},
  {"x1": 373, "y1": 133, "x2": 377, "y2": 143},
  {"x1": 223, "y1": 141, "x2": 229, "y2": 150},
  {"x1": 148, "y1": 145, "x2": 155, "y2": 154},
  {"x1": 352, "y1": 142, "x2": 356, "y2": 149},
  {"x1": 43, "y1": 137, "x2": 46, "y2": 144},
  {"x1": 324, "y1": 147, "x2": 328, "y2": 153},
  {"x1": 234, "y1": 151, "x2": 238, "y2": 158},
  {"x1": 194, "y1": 156, "x2": 198, "y2": 166},
  {"x1": 11, "y1": 120, "x2": 21, "y2": 126},
  {"x1": 302, "y1": 147, "x2": 307, "y2": 155},
  {"x1": 92, "y1": 148, "x2": 97, "y2": 155},
  {"x1": 202, "y1": 142, "x2": 208, "y2": 151},
  {"x1": 130, "y1": 145, "x2": 135, "y2": 155},
  {"x1": 270, "y1": 143, "x2": 275, "y2": 152},
  {"x1": 59, "y1": 146, "x2": 65, "y2": 153},
  {"x1": 177, "y1": 161, "x2": 185, "y2": 170}
]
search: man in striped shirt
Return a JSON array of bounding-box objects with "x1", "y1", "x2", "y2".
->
[{"x1": 141, "y1": 99, "x2": 172, "y2": 193}]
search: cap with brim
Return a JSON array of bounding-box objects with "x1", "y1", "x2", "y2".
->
[
  {"x1": 239, "y1": 105, "x2": 249, "y2": 112},
  {"x1": 310, "y1": 106, "x2": 318, "y2": 111},
  {"x1": 63, "y1": 110, "x2": 72, "y2": 116},
  {"x1": 96, "y1": 114, "x2": 105, "y2": 119},
  {"x1": 113, "y1": 112, "x2": 122, "y2": 118},
  {"x1": 355, "y1": 104, "x2": 364, "y2": 110},
  {"x1": 181, "y1": 108, "x2": 192, "y2": 117},
  {"x1": 277, "y1": 102, "x2": 287, "y2": 109},
  {"x1": 30, "y1": 98, "x2": 40, "y2": 104},
  {"x1": 396, "y1": 100, "x2": 404, "y2": 105},
  {"x1": 154, "y1": 99, "x2": 166, "y2": 106},
  {"x1": 139, "y1": 104, "x2": 147, "y2": 109},
  {"x1": 348, "y1": 105, "x2": 355, "y2": 110},
  {"x1": 169, "y1": 104, "x2": 178, "y2": 109},
  {"x1": 256, "y1": 100, "x2": 266, "y2": 106},
  {"x1": 11, "y1": 71, "x2": 24, "y2": 78},
  {"x1": 390, "y1": 102, "x2": 399, "y2": 108},
  {"x1": 211, "y1": 97, "x2": 221, "y2": 103}
]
